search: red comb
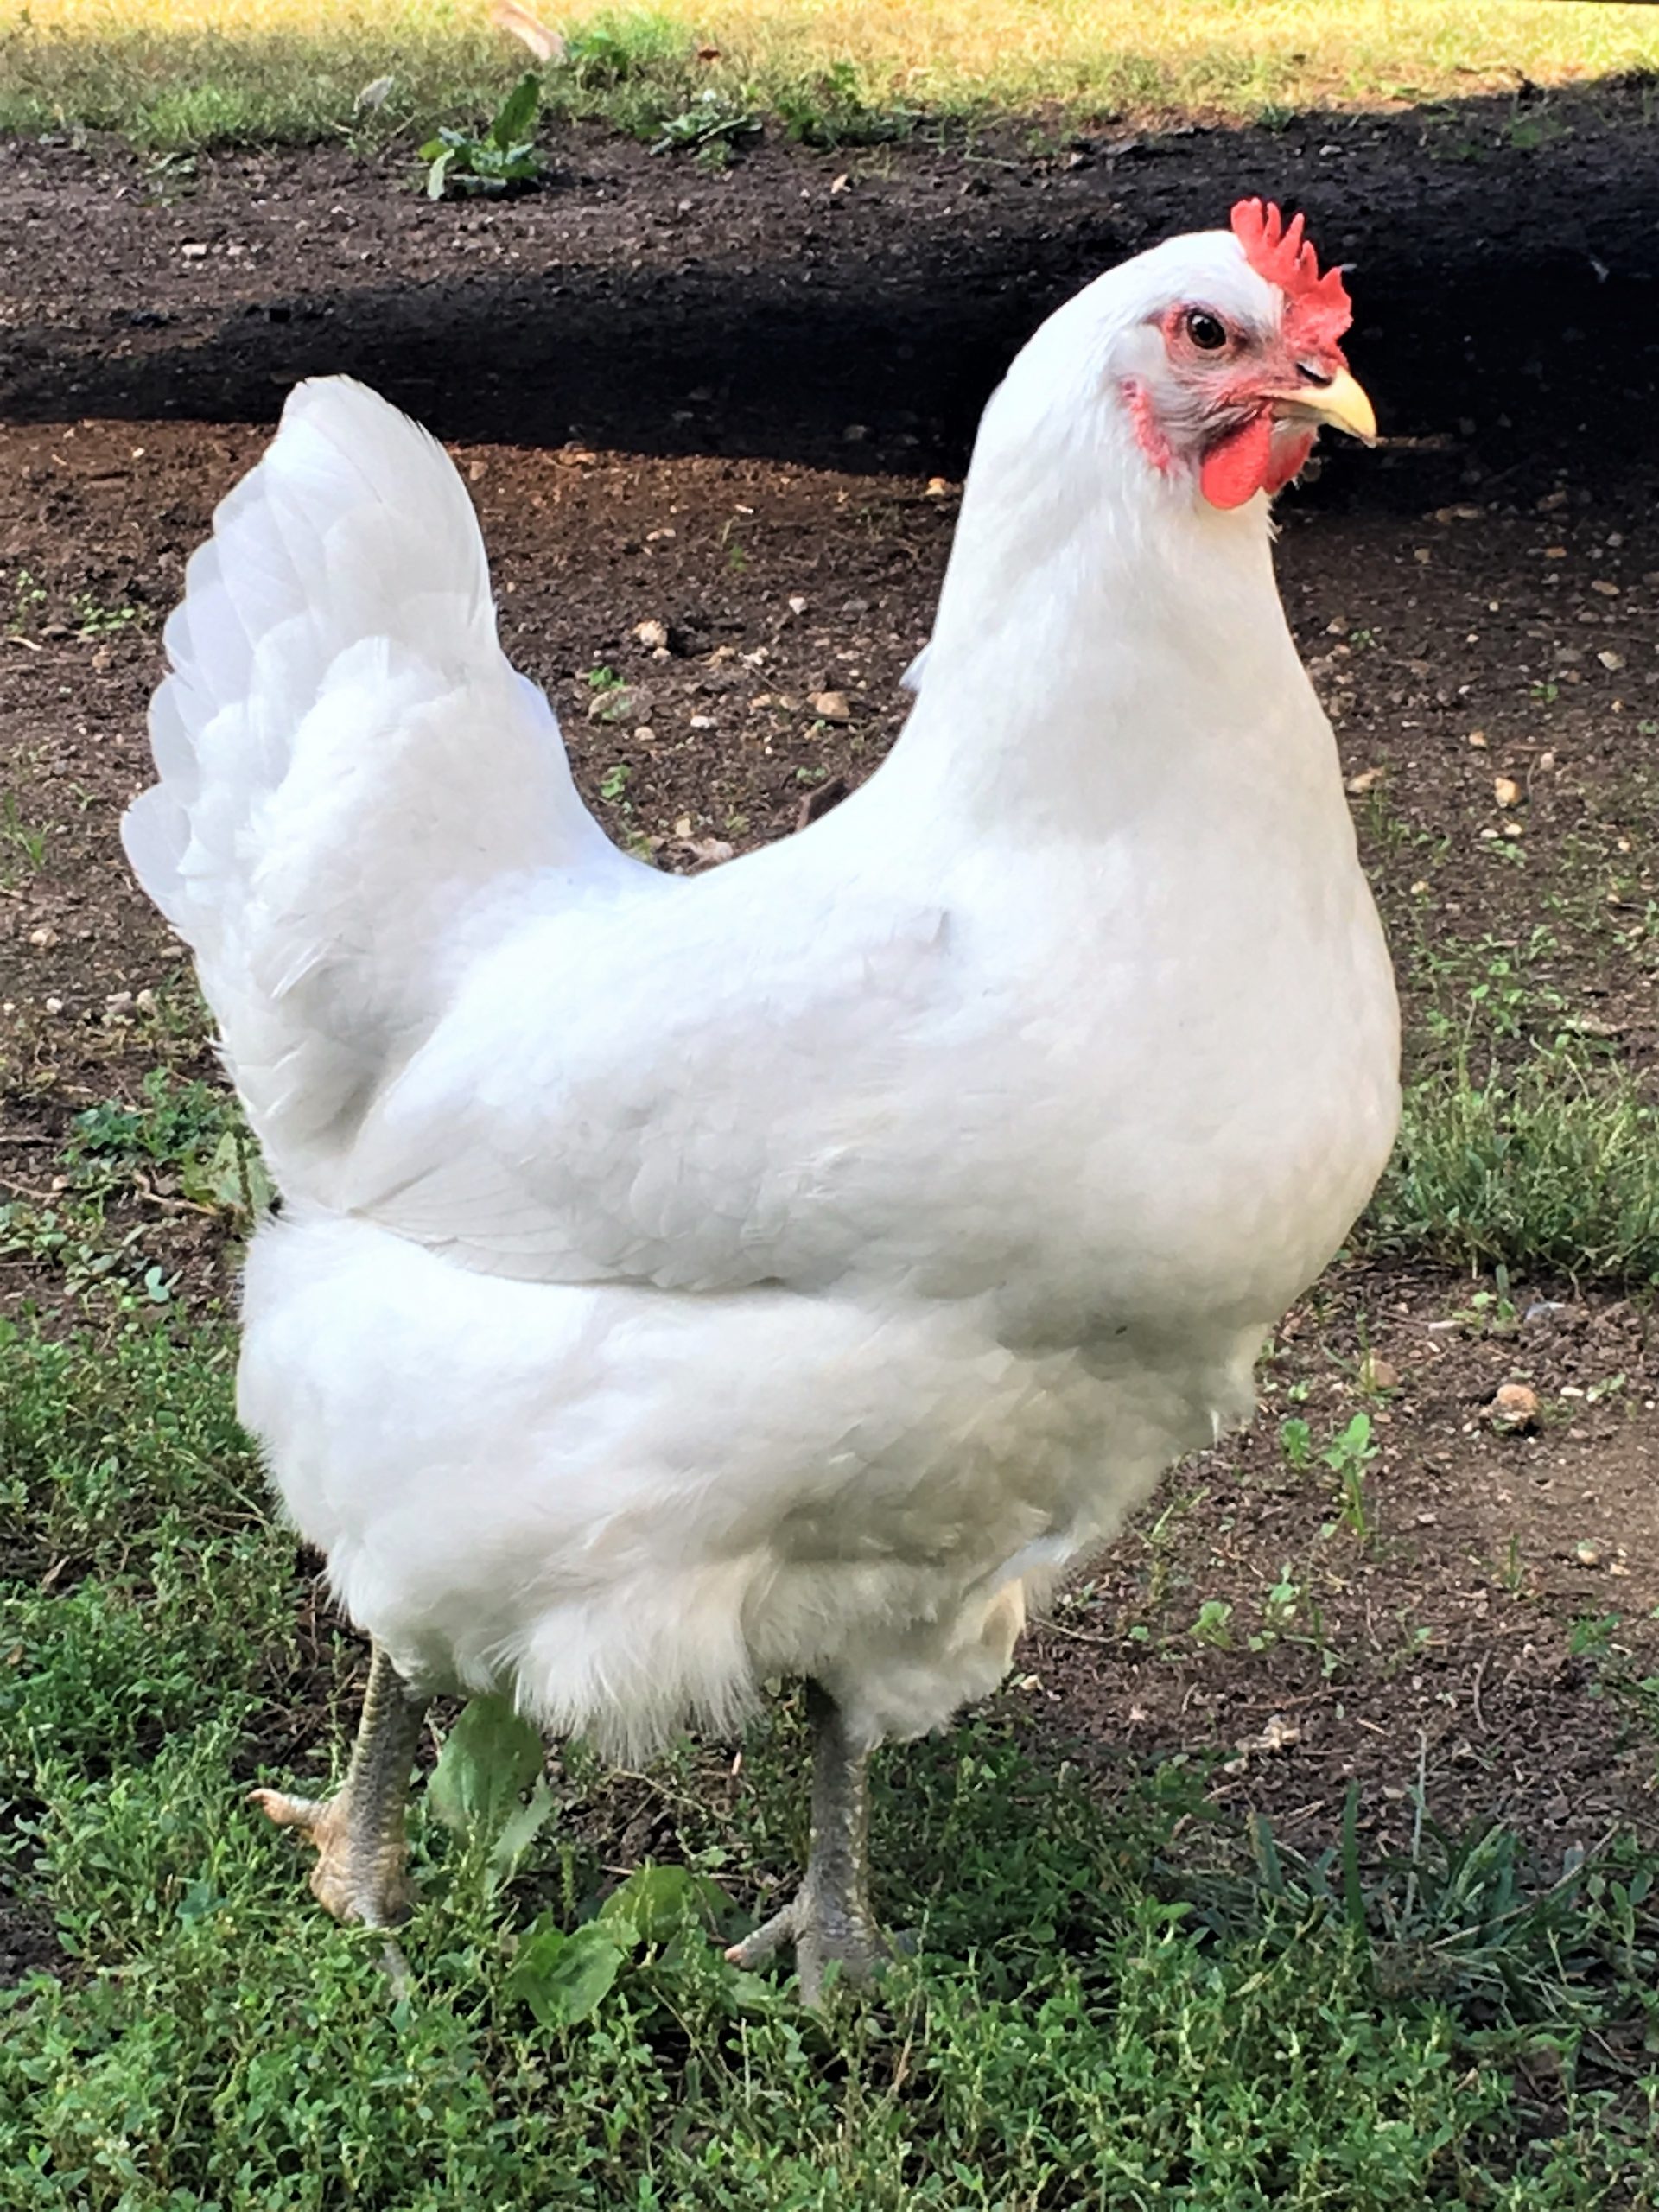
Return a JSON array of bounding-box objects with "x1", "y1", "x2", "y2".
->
[{"x1": 1230, "y1": 198, "x2": 1352, "y2": 357}]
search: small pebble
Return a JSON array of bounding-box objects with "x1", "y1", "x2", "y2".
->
[{"x1": 1488, "y1": 1382, "x2": 1539, "y2": 1434}]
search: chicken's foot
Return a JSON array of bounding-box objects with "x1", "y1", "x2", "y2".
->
[
  {"x1": 725, "y1": 1680, "x2": 887, "y2": 2006},
  {"x1": 251, "y1": 1641, "x2": 429, "y2": 1932}
]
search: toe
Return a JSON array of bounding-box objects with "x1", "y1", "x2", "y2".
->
[
  {"x1": 723, "y1": 1899, "x2": 800, "y2": 1970},
  {"x1": 249, "y1": 1786, "x2": 330, "y2": 1834}
]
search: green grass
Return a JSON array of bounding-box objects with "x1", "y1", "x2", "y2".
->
[
  {"x1": 1370, "y1": 1042, "x2": 1659, "y2": 1287},
  {"x1": 4, "y1": 928, "x2": 1659, "y2": 2202},
  {"x1": 1361, "y1": 918, "x2": 1659, "y2": 1287},
  {"x1": 4, "y1": 1262, "x2": 1659, "y2": 2205},
  {"x1": 4, "y1": 0, "x2": 1659, "y2": 150}
]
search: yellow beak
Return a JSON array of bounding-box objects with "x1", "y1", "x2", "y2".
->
[{"x1": 1271, "y1": 367, "x2": 1377, "y2": 445}]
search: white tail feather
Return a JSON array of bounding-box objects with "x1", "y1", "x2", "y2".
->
[{"x1": 123, "y1": 376, "x2": 626, "y2": 1203}]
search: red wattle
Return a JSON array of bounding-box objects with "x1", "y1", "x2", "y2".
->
[
  {"x1": 1265, "y1": 429, "x2": 1316, "y2": 494},
  {"x1": 1199, "y1": 413, "x2": 1274, "y2": 510}
]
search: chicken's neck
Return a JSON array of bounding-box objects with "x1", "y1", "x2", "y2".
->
[{"x1": 876, "y1": 416, "x2": 1330, "y2": 844}]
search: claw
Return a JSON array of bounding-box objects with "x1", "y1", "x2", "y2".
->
[
  {"x1": 724, "y1": 1888, "x2": 888, "y2": 2007},
  {"x1": 249, "y1": 1784, "x2": 331, "y2": 1834},
  {"x1": 250, "y1": 1783, "x2": 415, "y2": 1929},
  {"x1": 251, "y1": 1643, "x2": 429, "y2": 1941}
]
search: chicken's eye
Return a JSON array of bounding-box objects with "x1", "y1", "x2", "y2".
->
[{"x1": 1185, "y1": 308, "x2": 1229, "y2": 352}]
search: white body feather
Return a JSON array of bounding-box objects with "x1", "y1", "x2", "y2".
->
[{"x1": 124, "y1": 231, "x2": 1399, "y2": 1755}]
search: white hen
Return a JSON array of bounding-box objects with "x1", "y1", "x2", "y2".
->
[{"x1": 123, "y1": 200, "x2": 1399, "y2": 1997}]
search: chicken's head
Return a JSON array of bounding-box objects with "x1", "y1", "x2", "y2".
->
[{"x1": 1111, "y1": 199, "x2": 1376, "y2": 512}]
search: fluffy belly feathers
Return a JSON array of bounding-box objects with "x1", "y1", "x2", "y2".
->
[{"x1": 239, "y1": 1210, "x2": 1259, "y2": 1753}]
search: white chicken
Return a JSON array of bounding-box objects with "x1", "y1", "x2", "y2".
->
[{"x1": 123, "y1": 200, "x2": 1399, "y2": 1999}]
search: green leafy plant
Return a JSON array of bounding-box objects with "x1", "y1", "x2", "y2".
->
[
  {"x1": 420, "y1": 71, "x2": 543, "y2": 199},
  {"x1": 428, "y1": 1696, "x2": 558, "y2": 1898},
  {"x1": 1322, "y1": 1412, "x2": 1379, "y2": 1545},
  {"x1": 6, "y1": 566, "x2": 48, "y2": 638},
  {"x1": 559, "y1": 14, "x2": 683, "y2": 92},
  {"x1": 1279, "y1": 1414, "x2": 1313, "y2": 1469},
  {"x1": 774, "y1": 58, "x2": 907, "y2": 147},
  {"x1": 424, "y1": 1694, "x2": 730, "y2": 2027},
  {"x1": 1370, "y1": 1039, "x2": 1659, "y2": 1286},
  {"x1": 68, "y1": 1070, "x2": 273, "y2": 1219},
  {"x1": 1239, "y1": 1779, "x2": 1659, "y2": 2046},
  {"x1": 1191, "y1": 1597, "x2": 1235, "y2": 1649},
  {"x1": 71, "y1": 590, "x2": 140, "y2": 637},
  {"x1": 508, "y1": 1864, "x2": 732, "y2": 2027},
  {"x1": 650, "y1": 85, "x2": 760, "y2": 156},
  {"x1": 0, "y1": 793, "x2": 47, "y2": 874}
]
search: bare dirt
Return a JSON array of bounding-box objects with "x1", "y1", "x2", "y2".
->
[{"x1": 3, "y1": 84, "x2": 1658, "y2": 1889}]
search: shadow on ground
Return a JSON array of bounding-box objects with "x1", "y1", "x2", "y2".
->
[{"x1": 1, "y1": 81, "x2": 1656, "y2": 507}]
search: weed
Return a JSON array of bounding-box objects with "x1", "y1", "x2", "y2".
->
[
  {"x1": 1495, "y1": 1533, "x2": 1530, "y2": 1599},
  {"x1": 650, "y1": 85, "x2": 760, "y2": 156},
  {"x1": 1449, "y1": 1277, "x2": 1522, "y2": 1336},
  {"x1": 1570, "y1": 1612, "x2": 1624, "y2": 1663},
  {"x1": 142, "y1": 147, "x2": 198, "y2": 200},
  {"x1": 1504, "y1": 106, "x2": 1569, "y2": 154},
  {"x1": 1370, "y1": 1039, "x2": 1659, "y2": 1286},
  {"x1": 774, "y1": 57, "x2": 907, "y2": 147},
  {"x1": 1191, "y1": 1596, "x2": 1235, "y2": 1649},
  {"x1": 6, "y1": 565, "x2": 48, "y2": 637},
  {"x1": 420, "y1": 70, "x2": 542, "y2": 198},
  {"x1": 71, "y1": 588, "x2": 140, "y2": 637},
  {"x1": 1412, "y1": 925, "x2": 1567, "y2": 1052},
  {"x1": 560, "y1": 12, "x2": 683, "y2": 92},
  {"x1": 0, "y1": 1202, "x2": 177, "y2": 1306},
  {"x1": 1138, "y1": 1487, "x2": 1202, "y2": 1611},
  {"x1": 1234, "y1": 1771, "x2": 1659, "y2": 2053},
  {"x1": 0, "y1": 793, "x2": 48, "y2": 876},
  {"x1": 1322, "y1": 1413, "x2": 1378, "y2": 1547},
  {"x1": 69, "y1": 1066, "x2": 267, "y2": 1206},
  {"x1": 1259, "y1": 1567, "x2": 1302, "y2": 1639}
]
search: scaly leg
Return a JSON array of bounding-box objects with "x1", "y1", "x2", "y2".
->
[
  {"x1": 251, "y1": 1642, "x2": 429, "y2": 1929},
  {"x1": 726, "y1": 1680, "x2": 887, "y2": 2005}
]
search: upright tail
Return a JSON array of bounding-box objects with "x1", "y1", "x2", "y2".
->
[{"x1": 123, "y1": 377, "x2": 624, "y2": 1202}]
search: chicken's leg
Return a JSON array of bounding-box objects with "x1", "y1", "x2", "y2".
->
[
  {"x1": 726, "y1": 1680, "x2": 887, "y2": 2005},
  {"x1": 251, "y1": 1642, "x2": 429, "y2": 1929}
]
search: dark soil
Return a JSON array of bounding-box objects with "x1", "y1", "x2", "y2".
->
[
  {"x1": 3, "y1": 86, "x2": 1658, "y2": 1893},
  {"x1": 0, "y1": 1897, "x2": 64, "y2": 1985}
]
